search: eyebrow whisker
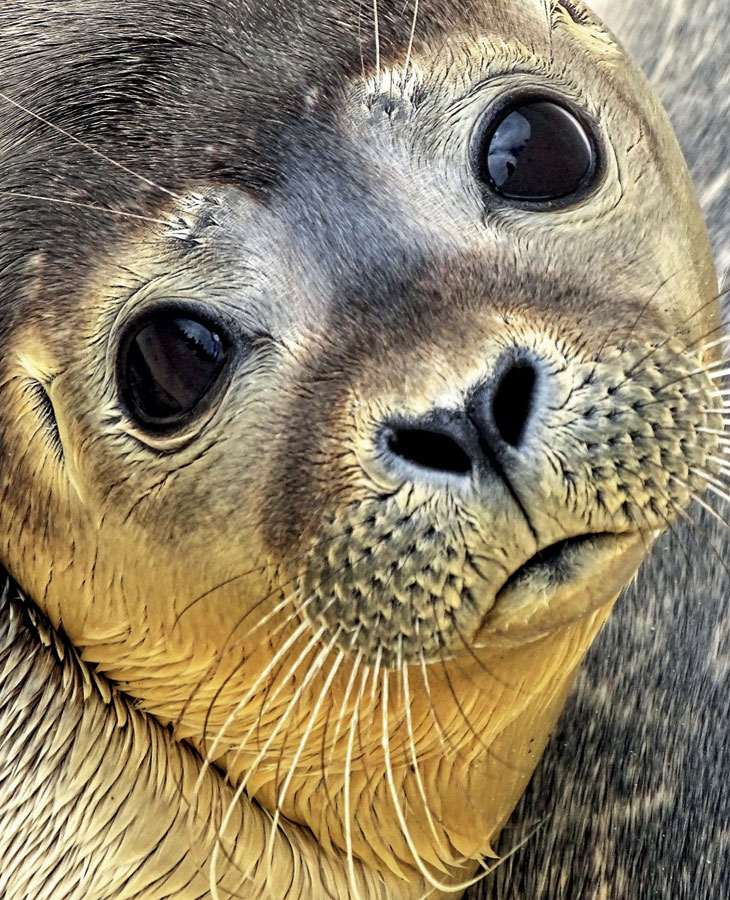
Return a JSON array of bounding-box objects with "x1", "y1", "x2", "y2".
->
[
  {"x1": 0, "y1": 89, "x2": 184, "y2": 203},
  {"x1": 0, "y1": 190, "x2": 170, "y2": 225}
]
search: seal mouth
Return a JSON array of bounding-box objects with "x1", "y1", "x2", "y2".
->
[
  {"x1": 474, "y1": 530, "x2": 653, "y2": 649},
  {"x1": 495, "y1": 532, "x2": 613, "y2": 598}
]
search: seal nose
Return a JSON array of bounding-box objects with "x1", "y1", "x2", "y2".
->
[
  {"x1": 469, "y1": 357, "x2": 539, "y2": 451},
  {"x1": 380, "y1": 355, "x2": 540, "y2": 481},
  {"x1": 382, "y1": 412, "x2": 475, "y2": 478}
]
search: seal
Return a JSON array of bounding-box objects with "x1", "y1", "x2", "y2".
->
[{"x1": 0, "y1": 1, "x2": 725, "y2": 898}]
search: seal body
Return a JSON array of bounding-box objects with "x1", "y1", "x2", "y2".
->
[{"x1": 0, "y1": 2, "x2": 724, "y2": 898}]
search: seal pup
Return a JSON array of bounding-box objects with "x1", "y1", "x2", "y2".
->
[
  {"x1": 0, "y1": 1, "x2": 725, "y2": 897},
  {"x1": 478, "y1": 0, "x2": 730, "y2": 897}
]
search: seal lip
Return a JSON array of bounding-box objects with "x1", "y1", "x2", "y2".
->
[
  {"x1": 473, "y1": 530, "x2": 653, "y2": 648},
  {"x1": 469, "y1": 86, "x2": 605, "y2": 212}
]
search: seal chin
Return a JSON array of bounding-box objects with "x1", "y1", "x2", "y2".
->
[{"x1": 474, "y1": 530, "x2": 654, "y2": 650}]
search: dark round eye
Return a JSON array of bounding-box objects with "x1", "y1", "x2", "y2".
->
[
  {"x1": 121, "y1": 313, "x2": 227, "y2": 427},
  {"x1": 478, "y1": 100, "x2": 596, "y2": 203}
]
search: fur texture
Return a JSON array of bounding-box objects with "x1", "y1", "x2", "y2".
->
[{"x1": 0, "y1": 2, "x2": 726, "y2": 898}]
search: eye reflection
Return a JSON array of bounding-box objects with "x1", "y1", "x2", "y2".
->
[{"x1": 480, "y1": 99, "x2": 597, "y2": 203}]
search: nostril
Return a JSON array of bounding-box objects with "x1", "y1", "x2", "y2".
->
[
  {"x1": 386, "y1": 427, "x2": 473, "y2": 476},
  {"x1": 491, "y1": 361, "x2": 537, "y2": 448}
]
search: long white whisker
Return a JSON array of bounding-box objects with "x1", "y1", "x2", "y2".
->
[
  {"x1": 404, "y1": 0, "x2": 420, "y2": 80},
  {"x1": 382, "y1": 670, "x2": 488, "y2": 893},
  {"x1": 186, "y1": 616, "x2": 315, "y2": 870},
  {"x1": 266, "y1": 643, "x2": 345, "y2": 866},
  {"x1": 708, "y1": 454, "x2": 730, "y2": 475},
  {"x1": 249, "y1": 535, "x2": 392, "y2": 642},
  {"x1": 669, "y1": 474, "x2": 730, "y2": 532},
  {"x1": 328, "y1": 641, "x2": 364, "y2": 769},
  {"x1": 226, "y1": 624, "x2": 331, "y2": 773},
  {"x1": 401, "y1": 654, "x2": 450, "y2": 861},
  {"x1": 210, "y1": 629, "x2": 337, "y2": 897},
  {"x1": 707, "y1": 368, "x2": 730, "y2": 380},
  {"x1": 697, "y1": 426, "x2": 730, "y2": 438},
  {"x1": 689, "y1": 466, "x2": 730, "y2": 505},
  {"x1": 194, "y1": 618, "x2": 311, "y2": 791},
  {"x1": 373, "y1": 0, "x2": 381, "y2": 80},
  {"x1": 345, "y1": 668, "x2": 370, "y2": 900},
  {"x1": 694, "y1": 334, "x2": 730, "y2": 356},
  {"x1": 369, "y1": 645, "x2": 383, "y2": 707},
  {"x1": 417, "y1": 639, "x2": 450, "y2": 754}
]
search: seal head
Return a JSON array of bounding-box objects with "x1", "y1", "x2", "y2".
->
[{"x1": 0, "y1": 0, "x2": 722, "y2": 895}]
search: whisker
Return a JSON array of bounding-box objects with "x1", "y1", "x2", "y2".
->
[
  {"x1": 191, "y1": 618, "x2": 314, "y2": 807},
  {"x1": 175, "y1": 531, "x2": 383, "y2": 739},
  {"x1": 0, "y1": 190, "x2": 169, "y2": 225},
  {"x1": 435, "y1": 617, "x2": 490, "y2": 755},
  {"x1": 173, "y1": 523, "x2": 352, "y2": 629},
  {"x1": 708, "y1": 456, "x2": 730, "y2": 479},
  {"x1": 186, "y1": 498, "x2": 402, "y2": 761},
  {"x1": 316, "y1": 640, "x2": 364, "y2": 866},
  {"x1": 327, "y1": 642, "x2": 364, "y2": 770},
  {"x1": 399, "y1": 642, "x2": 451, "y2": 861},
  {"x1": 669, "y1": 474, "x2": 730, "y2": 545},
  {"x1": 694, "y1": 333, "x2": 730, "y2": 357},
  {"x1": 0, "y1": 89, "x2": 184, "y2": 202},
  {"x1": 373, "y1": 0, "x2": 381, "y2": 81},
  {"x1": 354, "y1": 645, "x2": 383, "y2": 774},
  {"x1": 345, "y1": 668, "x2": 370, "y2": 900},
  {"x1": 607, "y1": 268, "x2": 685, "y2": 362},
  {"x1": 689, "y1": 466, "x2": 730, "y2": 507},
  {"x1": 185, "y1": 621, "x2": 316, "y2": 878},
  {"x1": 648, "y1": 480, "x2": 730, "y2": 581},
  {"x1": 266, "y1": 641, "x2": 345, "y2": 873},
  {"x1": 607, "y1": 293, "x2": 729, "y2": 394},
  {"x1": 697, "y1": 426, "x2": 730, "y2": 439},
  {"x1": 403, "y1": 0, "x2": 420, "y2": 80},
  {"x1": 382, "y1": 668, "x2": 487, "y2": 892},
  {"x1": 209, "y1": 629, "x2": 339, "y2": 896},
  {"x1": 417, "y1": 641, "x2": 451, "y2": 754},
  {"x1": 226, "y1": 623, "x2": 330, "y2": 772}
]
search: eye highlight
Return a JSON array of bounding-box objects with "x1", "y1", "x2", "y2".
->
[
  {"x1": 119, "y1": 313, "x2": 227, "y2": 428},
  {"x1": 474, "y1": 98, "x2": 598, "y2": 205}
]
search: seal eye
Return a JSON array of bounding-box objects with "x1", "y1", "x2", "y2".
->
[
  {"x1": 121, "y1": 314, "x2": 226, "y2": 427},
  {"x1": 479, "y1": 100, "x2": 596, "y2": 203}
]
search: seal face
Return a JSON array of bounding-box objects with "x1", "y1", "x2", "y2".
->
[{"x1": 0, "y1": 1, "x2": 723, "y2": 896}]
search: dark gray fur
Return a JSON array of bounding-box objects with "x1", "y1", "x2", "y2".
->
[{"x1": 477, "y1": 3, "x2": 730, "y2": 897}]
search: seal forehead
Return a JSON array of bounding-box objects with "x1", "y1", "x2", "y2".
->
[{"x1": 0, "y1": 0, "x2": 639, "y2": 337}]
